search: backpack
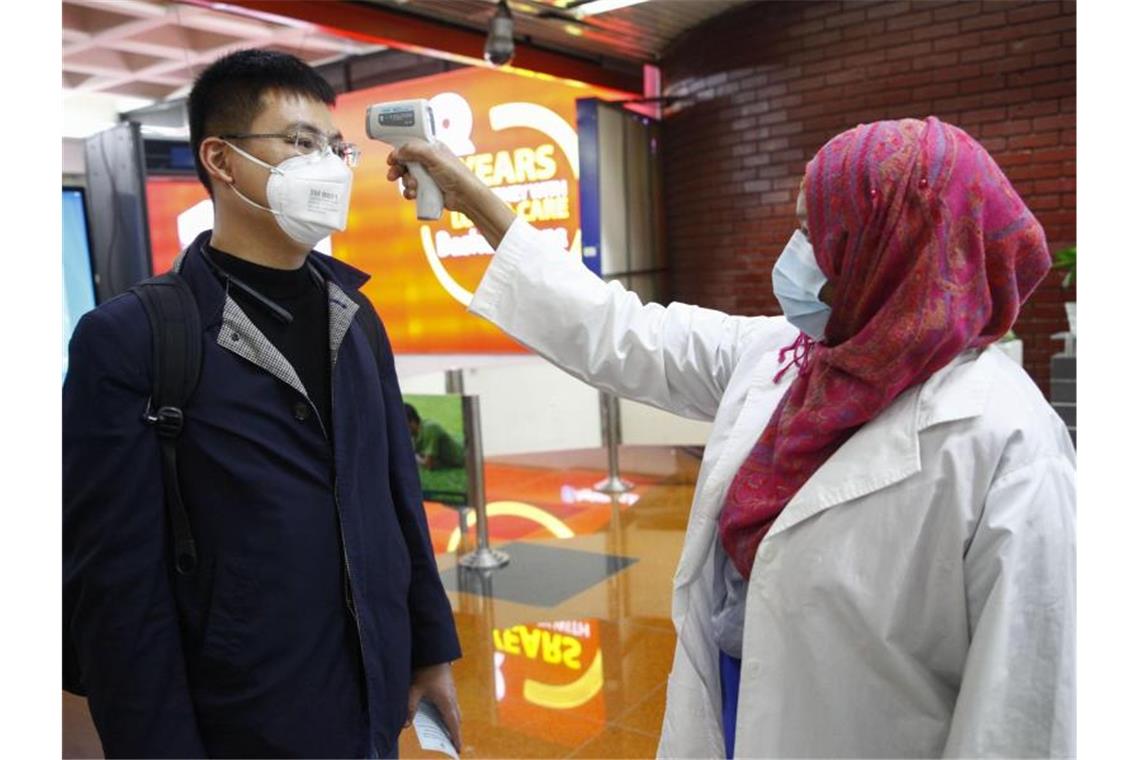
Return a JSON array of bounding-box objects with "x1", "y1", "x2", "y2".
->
[{"x1": 63, "y1": 270, "x2": 386, "y2": 695}]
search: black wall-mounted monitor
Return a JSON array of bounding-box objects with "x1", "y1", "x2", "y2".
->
[{"x1": 84, "y1": 122, "x2": 153, "y2": 303}]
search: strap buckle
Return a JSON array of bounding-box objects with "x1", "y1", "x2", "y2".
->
[
  {"x1": 175, "y1": 540, "x2": 198, "y2": 575},
  {"x1": 144, "y1": 402, "x2": 185, "y2": 438}
]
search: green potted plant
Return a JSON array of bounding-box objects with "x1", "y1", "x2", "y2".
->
[{"x1": 1053, "y1": 246, "x2": 1076, "y2": 334}]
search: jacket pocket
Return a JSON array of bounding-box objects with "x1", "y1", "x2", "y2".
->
[
  {"x1": 196, "y1": 558, "x2": 257, "y2": 687},
  {"x1": 171, "y1": 554, "x2": 216, "y2": 654}
]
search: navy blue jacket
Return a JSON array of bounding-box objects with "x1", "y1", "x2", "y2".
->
[{"x1": 63, "y1": 235, "x2": 460, "y2": 758}]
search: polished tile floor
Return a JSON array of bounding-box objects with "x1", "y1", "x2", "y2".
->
[{"x1": 63, "y1": 445, "x2": 700, "y2": 759}]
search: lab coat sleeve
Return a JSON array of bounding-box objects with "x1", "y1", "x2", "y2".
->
[
  {"x1": 468, "y1": 218, "x2": 783, "y2": 421},
  {"x1": 63, "y1": 302, "x2": 208, "y2": 757},
  {"x1": 943, "y1": 455, "x2": 1076, "y2": 758}
]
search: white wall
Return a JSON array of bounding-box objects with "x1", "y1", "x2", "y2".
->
[
  {"x1": 395, "y1": 355, "x2": 711, "y2": 457},
  {"x1": 621, "y1": 397, "x2": 713, "y2": 447},
  {"x1": 63, "y1": 138, "x2": 85, "y2": 177},
  {"x1": 463, "y1": 359, "x2": 602, "y2": 455},
  {"x1": 63, "y1": 91, "x2": 152, "y2": 140}
]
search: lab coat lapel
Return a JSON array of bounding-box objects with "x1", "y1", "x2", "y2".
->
[
  {"x1": 674, "y1": 373, "x2": 787, "y2": 591},
  {"x1": 674, "y1": 347, "x2": 995, "y2": 595},
  {"x1": 768, "y1": 348, "x2": 993, "y2": 540},
  {"x1": 768, "y1": 384, "x2": 923, "y2": 540}
]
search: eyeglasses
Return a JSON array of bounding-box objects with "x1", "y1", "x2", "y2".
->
[{"x1": 219, "y1": 128, "x2": 362, "y2": 168}]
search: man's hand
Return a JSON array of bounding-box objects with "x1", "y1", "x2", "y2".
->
[
  {"x1": 386, "y1": 140, "x2": 516, "y2": 249},
  {"x1": 406, "y1": 661, "x2": 462, "y2": 751}
]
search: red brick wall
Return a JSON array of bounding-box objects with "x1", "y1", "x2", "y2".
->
[{"x1": 660, "y1": 0, "x2": 1075, "y2": 391}]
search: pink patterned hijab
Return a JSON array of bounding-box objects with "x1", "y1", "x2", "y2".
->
[{"x1": 718, "y1": 117, "x2": 1051, "y2": 579}]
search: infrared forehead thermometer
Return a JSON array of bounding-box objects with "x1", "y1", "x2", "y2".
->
[{"x1": 365, "y1": 99, "x2": 444, "y2": 221}]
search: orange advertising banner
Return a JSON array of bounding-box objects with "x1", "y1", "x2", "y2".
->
[
  {"x1": 144, "y1": 67, "x2": 625, "y2": 353},
  {"x1": 146, "y1": 178, "x2": 209, "y2": 276},
  {"x1": 332, "y1": 68, "x2": 623, "y2": 353}
]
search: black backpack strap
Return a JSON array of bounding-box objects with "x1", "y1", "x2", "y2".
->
[{"x1": 131, "y1": 272, "x2": 202, "y2": 575}]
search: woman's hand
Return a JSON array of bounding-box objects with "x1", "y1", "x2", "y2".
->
[
  {"x1": 385, "y1": 139, "x2": 477, "y2": 213},
  {"x1": 386, "y1": 139, "x2": 516, "y2": 248}
]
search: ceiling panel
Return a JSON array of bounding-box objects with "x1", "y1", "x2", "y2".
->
[
  {"x1": 63, "y1": 0, "x2": 750, "y2": 137},
  {"x1": 63, "y1": 0, "x2": 384, "y2": 104}
]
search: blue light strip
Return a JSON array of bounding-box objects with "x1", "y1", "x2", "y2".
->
[{"x1": 576, "y1": 98, "x2": 602, "y2": 277}]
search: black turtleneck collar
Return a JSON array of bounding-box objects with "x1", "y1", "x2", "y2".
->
[{"x1": 207, "y1": 245, "x2": 317, "y2": 301}]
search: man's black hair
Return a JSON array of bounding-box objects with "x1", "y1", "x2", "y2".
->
[
  {"x1": 404, "y1": 404, "x2": 421, "y2": 425},
  {"x1": 188, "y1": 48, "x2": 336, "y2": 195}
]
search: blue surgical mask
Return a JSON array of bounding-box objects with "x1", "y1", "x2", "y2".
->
[{"x1": 772, "y1": 229, "x2": 831, "y2": 340}]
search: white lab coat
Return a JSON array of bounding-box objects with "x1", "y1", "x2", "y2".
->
[{"x1": 468, "y1": 219, "x2": 1076, "y2": 759}]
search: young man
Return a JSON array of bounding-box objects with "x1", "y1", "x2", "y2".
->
[{"x1": 63, "y1": 49, "x2": 461, "y2": 758}]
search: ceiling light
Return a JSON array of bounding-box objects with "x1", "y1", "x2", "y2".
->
[{"x1": 576, "y1": 0, "x2": 650, "y2": 16}]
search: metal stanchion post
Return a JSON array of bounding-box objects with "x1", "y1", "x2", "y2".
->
[
  {"x1": 444, "y1": 368, "x2": 464, "y2": 394},
  {"x1": 444, "y1": 368, "x2": 471, "y2": 536},
  {"x1": 458, "y1": 394, "x2": 509, "y2": 570},
  {"x1": 594, "y1": 391, "x2": 633, "y2": 494}
]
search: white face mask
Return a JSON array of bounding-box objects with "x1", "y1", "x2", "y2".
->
[
  {"x1": 772, "y1": 229, "x2": 831, "y2": 341},
  {"x1": 224, "y1": 140, "x2": 353, "y2": 248}
]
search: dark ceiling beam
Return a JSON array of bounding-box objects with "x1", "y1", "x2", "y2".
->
[
  {"x1": 315, "y1": 48, "x2": 466, "y2": 95},
  {"x1": 181, "y1": 0, "x2": 642, "y2": 94}
]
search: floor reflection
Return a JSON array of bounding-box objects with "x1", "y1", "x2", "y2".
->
[
  {"x1": 63, "y1": 446, "x2": 699, "y2": 759},
  {"x1": 410, "y1": 446, "x2": 697, "y2": 758}
]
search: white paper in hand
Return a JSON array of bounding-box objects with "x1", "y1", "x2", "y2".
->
[{"x1": 413, "y1": 700, "x2": 459, "y2": 759}]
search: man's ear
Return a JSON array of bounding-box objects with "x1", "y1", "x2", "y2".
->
[{"x1": 200, "y1": 137, "x2": 234, "y2": 187}]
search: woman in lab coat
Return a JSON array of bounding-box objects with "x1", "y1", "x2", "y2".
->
[{"x1": 387, "y1": 117, "x2": 1075, "y2": 758}]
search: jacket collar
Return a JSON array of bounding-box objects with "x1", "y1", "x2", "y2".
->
[
  {"x1": 766, "y1": 347, "x2": 994, "y2": 540},
  {"x1": 174, "y1": 230, "x2": 371, "y2": 329},
  {"x1": 307, "y1": 246, "x2": 371, "y2": 293}
]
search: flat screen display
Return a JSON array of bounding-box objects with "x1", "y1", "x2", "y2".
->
[{"x1": 63, "y1": 187, "x2": 97, "y2": 377}]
